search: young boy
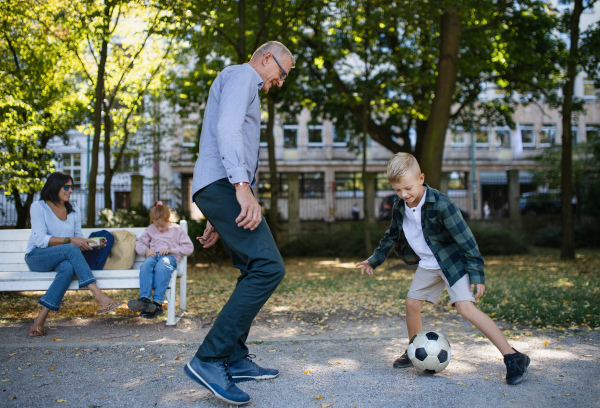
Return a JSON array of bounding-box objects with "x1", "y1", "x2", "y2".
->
[{"x1": 356, "y1": 153, "x2": 530, "y2": 385}]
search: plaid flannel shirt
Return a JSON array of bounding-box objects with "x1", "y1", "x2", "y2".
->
[{"x1": 367, "y1": 184, "x2": 485, "y2": 287}]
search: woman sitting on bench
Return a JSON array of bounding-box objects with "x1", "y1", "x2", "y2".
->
[{"x1": 24, "y1": 172, "x2": 123, "y2": 337}]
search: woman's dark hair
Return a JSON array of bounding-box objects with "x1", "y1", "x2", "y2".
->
[{"x1": 39, "y1": 172, "x2": 75, "y2": 214}]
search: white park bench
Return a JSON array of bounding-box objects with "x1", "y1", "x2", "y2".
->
[{"x1": 0, "y1": 221, "x2": 188, "y2": 326}]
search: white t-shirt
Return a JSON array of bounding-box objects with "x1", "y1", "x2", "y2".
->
[{"x1": 402, "y1": 190, "x2": 441, "y2": 270}]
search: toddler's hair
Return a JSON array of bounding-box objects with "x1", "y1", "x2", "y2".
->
[
  {"x1": 387, "y1": 152, "x2": 421, "y2": 183},
  {"x1": 150, "y1": 201, "x2": 171, "y2": 223}
]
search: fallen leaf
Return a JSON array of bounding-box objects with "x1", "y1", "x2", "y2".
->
[
  {"x1": 303, "y1": 370, "x2": 310, "y2": 374},
  {"x1": 315, "y1": 396, "x2": 323, "y2": 400},
  {"x1": 456, "y1": 382, "x2": 467, "y2": 386},
  {"x1": 484, "y1": 376, "x2": 489, "y2": 381},
  {"x1": 53, "y1": 338, "x2": 64, "y2": 342},
  {"x1": 321, "y1": 404, "x2": 333, "y2": 408},
  {"x1": 174, "y1": 356, "x2": 181, "y2": 360},
  {"x1": 135, "y1": 334, "x2": 140, "y2": 338},
  {"x1": 32, "y1": 375, "x2": 42, "y2": 378},
  {"x1": 56, "y1": 399, "x2": 67, "y2": 403},
  {"x1": 49, "y1": 366, "x2": 55, "y2": 371},
  {"x1": 566, "y1": 393, "x2": 571, "y2": 396}
]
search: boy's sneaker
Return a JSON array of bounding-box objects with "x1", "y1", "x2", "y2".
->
[
  {"x1": 185, "y1": 356, "x2": 250, "y2": 405},
  {"x1": 140, "y1": 302, "x2": 163, "y2": 319},
  {"x1": 127, "y1": 297, "x2": 156, "y2": 313},
  {"x1": 229, "y1": 354, "x2": 279, "y2": 382},
  {"x1": 504, "y1": 349, "x2": 530, "y2": 385},
  {"x1": 393, "y1": 350, "x2": 413, "y2": 368}
]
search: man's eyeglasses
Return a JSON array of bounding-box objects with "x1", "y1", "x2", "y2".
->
[
  {"x1": 63, "y1": 185, "x2": 73, "y2": 191},
  {"x1": 267, "y1": 54, "x2": 287, "y2": 81}
]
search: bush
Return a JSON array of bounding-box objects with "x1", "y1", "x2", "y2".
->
[
  {"x1": 532, "y1": 224, "x2": 600, "y2": 248},
  {"x1": 98, "y1": 204, "x2": 150, "y2": 227},
  {"x1": 466, "y1": 224, "x2": 528, "y2": 256},
  {"x1": 280, "y1": 223, "x2": 390, "y2": 258}
]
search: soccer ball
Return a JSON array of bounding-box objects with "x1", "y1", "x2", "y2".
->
[{"x1": 407, "y1": 331, "x2": 452, "y2": 374}]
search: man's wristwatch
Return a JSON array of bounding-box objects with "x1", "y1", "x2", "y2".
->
[{"x1": 64, "y1": 237, "x2": 71, "y2": 244}]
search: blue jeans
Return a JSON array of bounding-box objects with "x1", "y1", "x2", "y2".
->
[
  {"x1": 25, "y1": 245, "x2": 97, "y2": 312},
  {"x1": 139, "y1": 255, "x2": 177, "y2": 303}
]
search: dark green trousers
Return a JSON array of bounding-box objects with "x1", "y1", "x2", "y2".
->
[{"x1": 193, "y1": 178, "x2": 285, "y2": 363}]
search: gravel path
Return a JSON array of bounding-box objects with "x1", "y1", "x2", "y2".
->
[{"x1": 1, "y1": 311, "x2": 599, "y2": 408}]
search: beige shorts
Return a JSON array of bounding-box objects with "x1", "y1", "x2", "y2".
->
[{"x1": 407, "y1": 266, "x2": 475, "y2": 306}]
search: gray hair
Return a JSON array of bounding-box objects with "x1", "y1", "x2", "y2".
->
[{"x1": 252, "y1": 41, "x2": 296, "y2": 67}]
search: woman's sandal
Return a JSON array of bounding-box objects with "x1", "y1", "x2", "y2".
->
[
  {"x1": 28, "y1": 325, "x2": 46, "y2": 338},
  {"x1": 97, "y1": 301, "x2": 124, "y2": 315}
]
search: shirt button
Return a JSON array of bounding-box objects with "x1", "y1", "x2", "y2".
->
[
  {"x1": 222, "y1": 157, "x2": 224, "y2": 159},
  {"x1": 229, "y1": 175, "x2": 232, "y2": 178}
]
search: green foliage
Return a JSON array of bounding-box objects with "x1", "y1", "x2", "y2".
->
[
  {"x1": 281, "y1": 223, "x2": 393, "y2": 258},
  {"x1": 0, "y1": 0, "x2": 86, "y2": 197},
  {"x1": 532, "y1": 224, "x2": 600, "y2": 248},
  {"x1": 98, "y1": 204, "x2": 151, "y2": 228},
  {"x1": 469, "y1": 224, "x2": 529, "y2": 256}
]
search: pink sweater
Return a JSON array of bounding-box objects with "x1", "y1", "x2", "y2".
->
[{"x1": 135, "y1": 223, "x2": 194, "y2": 263}]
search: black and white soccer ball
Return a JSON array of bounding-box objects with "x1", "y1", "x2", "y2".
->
[{"x1": 407, "y1": 330, "x2": 452, "y2": 374}]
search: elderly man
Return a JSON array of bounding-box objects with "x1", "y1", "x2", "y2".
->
[{"x1": 185, "y1": 41, "x2": 295, "y2": 405}]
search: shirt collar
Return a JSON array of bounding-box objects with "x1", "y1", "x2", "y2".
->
[{"x1": 244, "y1": 63, "x2": 264, "y2": 91}]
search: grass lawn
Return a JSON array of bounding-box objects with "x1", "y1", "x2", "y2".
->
[{"x1": 1, "y1": 249, "x2": 599, "y2": 329}]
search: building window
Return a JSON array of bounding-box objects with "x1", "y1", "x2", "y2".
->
[
  {"x1": 114, "y1": 191, "x2": 131, "y2": 210},
  {"x1": 258, "y1": 173, "x2": 288, "y2": 199},
  {"x1": 475, "y1": 128, "x2": 489, "y2": 148},
  {"x1": 332, "y1": 127, "x2": 348, "y2": 147},
  {"x1": 61, "y1": 153, "x2": 82, "y2": 188},
  {"x1": 539, "y1": 124, "x2": 556, "y2": 147},
  {"x1": 260, "y1": 124, "x2": 268, "y2": 147},
  {"x1": 587, "y1": 125, "x2": 600, "y2": 142},
  {"x1": 450, "y1": 129, "x2": 467, "y2": 147},
  {"x1": 182, "y1": 124, "x2": 197, "y2": 147},
  {"x1": 283, "y1": 124, "x2": 298, "y2": 149},
  {"x1": 520, "y1": 124, "x2": 535, "y2": 148},
  {"x1": 335, "y1": 172, "x2": 363, "y2": 197},
  {"x1": 117, "y1": 153, "x2": 140, "y2": 173},
  {"x1": 300, "y1": 172, "x2": 325, "y2": 198},
  {"x1": 572, "y1": 126, "x2": 579, "y2": 144},
  {"x1": 584, "y1": 80, "x2": 597, "y2": 100},
  {"x1": 307, "y1": 124, "x2": 323, "y2": 147},
  {"x1": 494, "y1": 128, "x2": 511, "y2": 149}
]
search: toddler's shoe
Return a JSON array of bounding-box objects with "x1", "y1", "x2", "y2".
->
[
  {"x1": 127, "y1": 297, "x2": 156, "y2": 313},
  {"x1": 228, "y1": 354, "x2": 279, "y2": 383},
  {"x1": 393, "y1": 350, "x2": 413, "y2": 368},
  {"x1": 140, "y1": 302, "x2": 163, "y2": 319},
  {"x1": 504, "y1": 349, "x2": 530, "y2": 385}
]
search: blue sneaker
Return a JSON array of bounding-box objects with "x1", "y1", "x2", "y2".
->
[
  {"x1": 229, "y1": 354, "x2": 279, "y2": 383},
  {"x1": 184, "y1": 356, "x2": 250, "y2": 405}
]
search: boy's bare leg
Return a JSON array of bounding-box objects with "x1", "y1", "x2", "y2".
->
[
  {"x1": 405, "y1": 297, "x2": 425, "y2": 339},
  {"x1": 455, "y1": 301, "x2": 513, "y2": 355}
]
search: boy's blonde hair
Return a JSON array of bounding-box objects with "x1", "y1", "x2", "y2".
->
[
  {"x1": 387, "y1": 152, "x2": 421, "y2": 183},
  {"x1": 150, "y1": 201, "x2": 171, "y2": 223}
]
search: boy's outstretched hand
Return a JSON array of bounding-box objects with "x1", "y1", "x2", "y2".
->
[
  {"x1": 471, "y1": 283, "x2": 485, "y2": 299},
  {"x1": 355, "y1": 260, "x2": 374, "y2": 275}
]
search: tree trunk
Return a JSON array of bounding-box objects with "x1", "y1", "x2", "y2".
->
[
  {"x1": 103, "y1": 111, "x2": 113, "y2": 211},
  {"x1": 13, "y1": 190, "x2": 34, "y2": 229},
  {"x1": 86, "y1": 4, "x2": 111, "y2": 227},
  {"x1": 237, "y1": 0, "x2": 246, "y2": 64},
  {"x1": 560, "y1": 0, "x2": 583, "y2": 261},
  {"x1": 266, "y1": 93, "x2": 279, "y2": 243},
  {"x1": 418, "y1": 8, "x2": 461, "y2": 189},
  {"x1": 362, "y1": 0, "x2": 372, "y2": 257}
]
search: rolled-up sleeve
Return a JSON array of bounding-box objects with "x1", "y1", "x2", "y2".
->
[
  {"x1": 30, "y1": 203, "x2": 51, "y2": 249},
  {"x1": 215, "y1": 69, "x2": 257, "y2": 185}
]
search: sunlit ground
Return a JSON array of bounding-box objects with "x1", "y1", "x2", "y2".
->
[{"x1": 1, "y1": 250, "x2": 599, "y2": 329}]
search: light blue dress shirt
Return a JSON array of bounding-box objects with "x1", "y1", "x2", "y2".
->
[
  {"x1": 191, "y1": 63, "x2": 264, "y2": 196},
  {"x1": 26, "y1": 200, "x2": 84, "y2": 254}
]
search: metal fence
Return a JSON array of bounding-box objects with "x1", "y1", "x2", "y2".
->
[{"x1": 0, "y1": 183, "x2": 174, "y2": 227}]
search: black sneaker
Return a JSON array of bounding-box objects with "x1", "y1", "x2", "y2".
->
[
  {"x1": 504, "y1": 349, "x2": 530, "y2": 385},
  {"x1": 140, "y1": 302, "x2": 163, "y2": 319},
  {"x1": 393, "y1": 350, "x2": 413, "y2": 368},
  {"x1": 128, "y1": 297, "x2": 156, "y2": 313}
]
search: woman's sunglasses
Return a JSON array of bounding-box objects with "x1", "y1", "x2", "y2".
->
[{"x1": 63, "y1": 185, "x2": 73, "y2": 191}]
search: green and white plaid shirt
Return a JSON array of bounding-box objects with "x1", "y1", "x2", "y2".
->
[{"x1": 367, "y1": 184, "x2": 485, "y2": 287}]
